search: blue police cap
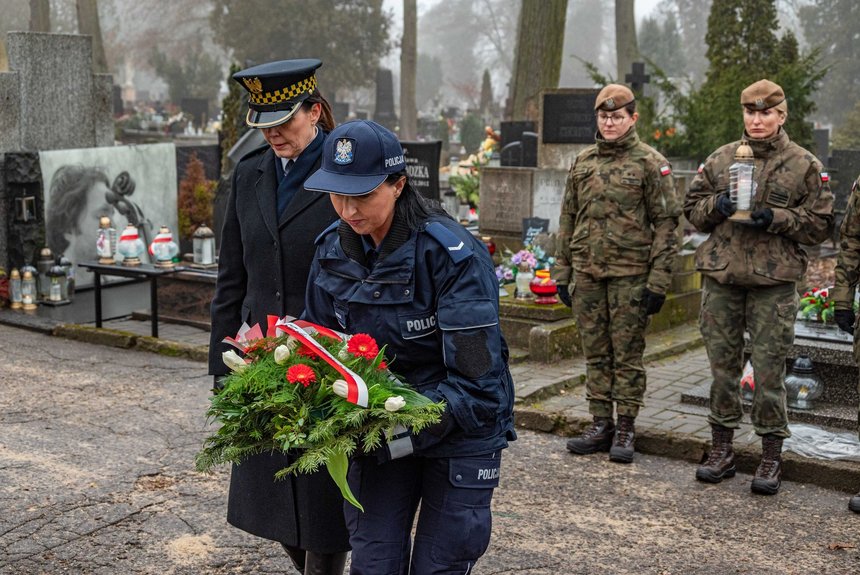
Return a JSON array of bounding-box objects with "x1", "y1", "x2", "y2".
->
[
  {"x1": 305, "y1": 120, "x2": 406, "y2": 196},
  {"x1": 233, "y1": 59, "x2": 322, "y2": 128}
]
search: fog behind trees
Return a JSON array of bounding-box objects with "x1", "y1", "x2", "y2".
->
[{"x1": 0, "y1": 0, "x2": 854, "y2": 128}]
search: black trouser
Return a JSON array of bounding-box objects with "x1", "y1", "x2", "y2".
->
[{"x1": 282, "y1": 544, "x2": 348, "y2": 575}]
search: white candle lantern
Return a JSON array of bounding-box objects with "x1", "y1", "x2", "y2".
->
[{"x1": 729, "y1": 140, "x2": 755, "y2": 221}]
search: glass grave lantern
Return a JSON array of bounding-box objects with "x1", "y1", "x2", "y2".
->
[
  {"x1": 529, "y1": 269, "x2": 559, "y2": 304},
  {"x1": 192, "y1": 224, "x2": 216, "y2": 268},
  {"x1": 728, "y1": 140, "x2": 755, "y2": 221},
  {"x1": 96, "y1": 215, "x2": 118, "y2": 264},
  {"x1": 46, "y1": 264, "x2": 70, "y2": 305},
  {"x1": 57, "y1": 254, "x2": 74, "y2": 299},
  {"x1": 36, "y1": 247, "x2": 54, "y2": 301},
  {"x1": 149, "y1": 225, "x2": 180, "y2": 269},
  {"x1": 515, "y1": 264, "x2": 534, "y2": 301},
  {"x1": 118, "y1": 224, "x2": 146, "y2": 266},
  {"x1": 784, "y1": 356, "x2": 823, "y2": 410},
  {"x1": 21, "y1": 270, "x2": 38, "y2": 310},
  {"x1": 9, "y1": 268, "x2": 23, "y2": 309}
]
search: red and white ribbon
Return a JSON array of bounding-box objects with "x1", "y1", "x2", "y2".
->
[{"x1": 275, "y1": 320, "x2": 369, "y2": 407}]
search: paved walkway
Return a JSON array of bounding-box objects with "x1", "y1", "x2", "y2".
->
[{"x1": 2, "y1": 309, "x2": 859, "y2": 492}]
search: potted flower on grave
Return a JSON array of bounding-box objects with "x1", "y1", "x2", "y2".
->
[{"x1": 799, "y1": 286, "x2": 834, "y2": 323}]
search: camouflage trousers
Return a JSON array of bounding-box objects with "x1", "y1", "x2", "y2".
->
[
  {"x1": 572, "y1": 272, "x2": 649, "y2": 418},
  {"x1": 853, "y1": 335, "x2": 860, "y2": 440},
  {"x1": 699, "y1": 276, "x2": 796, "y2": 438}
]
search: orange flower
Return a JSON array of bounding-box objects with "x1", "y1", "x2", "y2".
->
[
  {"x1": 653, "y1": 129, "x2": 662, "y2": 140},
  {"x1": 665, "y1": 127, "x2": 676, "y2": 137},
  {"x1": 347, "y1": 334, "x2": 379, "y2": 360},
  {"x1": 286, "y1": 364, "x2": 316, "y2": 387}
]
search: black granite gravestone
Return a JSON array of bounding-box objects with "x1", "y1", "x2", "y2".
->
[
  {"x1": 522, "y1": 217, "x2": 549, "y2": 245},
  {"x1": 542, "y1": 91, "x2": 598, "y2": 145},
  {"x1": 401, "y1": 140, "x2": 442, "y2": 201},
  {"x1": 813, "y1": 128, "x2": 830, "y2": 163},
  {"x1": 180, "y1": 98, "x2": 210, "y2": 130},
  {"x1": 500, "y1": 121, "x2": 537, "y2": 167},
  {"x1": 374, "y1": 68, "x2": 398, "y2": 131}
]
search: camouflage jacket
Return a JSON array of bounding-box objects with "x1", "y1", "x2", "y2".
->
[
  {"x1": 833, "y1": 175, "x2": 860, "y2": 309},
  {"x1": 684, "y1": 129, "x2": 833, "y2": 287},
  {"x1": 551, "y1": 128, "x2": 680, "y2": 294}
]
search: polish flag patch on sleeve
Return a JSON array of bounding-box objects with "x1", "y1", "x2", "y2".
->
[
  {"x1": 821, "y1": 172, "x2": 830, "y2": 183},
  {"x1": 660, "y1": 165, "x2": 672, "y2": 176},
  {"x1": 697, "y1": 163, "x2": 704, "y2": 174}
]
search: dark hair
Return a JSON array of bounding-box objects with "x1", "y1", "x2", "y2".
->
[
  {"x1": 303, "y1": 89, "x2": 335, "y2": 131},
  {"x1": 389, "y1": 171, "x2": 452, "y2": 230},
  {"x1": 46, "y1": 165, "x2": 111, "y2": 254}
]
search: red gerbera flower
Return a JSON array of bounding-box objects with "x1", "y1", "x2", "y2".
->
[
  {"x1": 377, "y1": 360, "x2": 388, "y2": 370},
  {"x1": 296, "y1": 345, "x2": 317, "y2": 358},
  {"x1": 347, "y1": 334, "x2": 379, "y2": 360},
  {"x1": 286, "y1": 364, "x2": 316, "y2": 387}
]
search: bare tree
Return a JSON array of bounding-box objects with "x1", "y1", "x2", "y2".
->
[
  {"x1": 29, "y1": 0, "x2": 50, "y2": 31},
  {"x1": 400, "y1": 0, "x2": 417, "y2": 139},
  {"x1": 76, "y1": 0, "x2": 108, "y2": 73},
  {"x1": 508, "y1": 0, "x2": 568, "y2": 121},
  {"x1": 615, "y1": 0, "x2": 638, "y2": 82}
]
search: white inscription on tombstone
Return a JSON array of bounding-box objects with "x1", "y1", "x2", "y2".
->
[{"x1": 532, "y1": 169, "x2": 567, "y2": 233}]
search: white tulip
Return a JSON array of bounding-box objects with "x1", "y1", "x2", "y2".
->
[
  {"x1": 332, "y1": 379, "x2": 349, "y2": 398},
  {"x1": 274, "y1": 344, "x2": 291, "y2": 365},
  {"x1": 338, "y1": 346, "x2": 350, "y2": 361},
  {"x1": 222, "y1": 350, "x2": 247, "y2": 373},
  {"x1": 384, "y1": 396, "x2": 406, "y2": 412}
]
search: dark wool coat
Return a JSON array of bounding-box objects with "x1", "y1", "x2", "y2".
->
[{"x1": 208, "y1": 142, "x2": 347, "y2": 552}]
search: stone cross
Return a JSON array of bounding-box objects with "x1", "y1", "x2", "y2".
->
[{"x1": 625, "y1": 62, "x2": 651, "y2": 94}]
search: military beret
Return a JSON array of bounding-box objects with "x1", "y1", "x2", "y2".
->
[
  {"x1": 233, "y1": 59, "x2": 322, "y2": 128},
  {"x1": 740, "y1": 79, "x2": 785, "y2": 111},
  {"x1": 594, "y1": 84, "x2": 635, "y2": 111}
]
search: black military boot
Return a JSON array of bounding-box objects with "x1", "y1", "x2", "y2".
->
[
  {"x1": 751, "y1": 434, "x2": 783, "y2": 495},
  {"x1": 304, "y1": 551, "x2": 348, "y2": 575},
  {"x1": 695, "y1": 425, "x2": 736, "y2": 483},
  {"x1": 849, "y1": 493, "x2": 860, "y2": 513},
  {"x1": 609, "y1": 415, "x2": 636, "y2": 463},
  {"x1": 566, "y1": 416, "x2": 615, "y2": 454}
]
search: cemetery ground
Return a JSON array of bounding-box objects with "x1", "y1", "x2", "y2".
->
[{"x1": 2, "y1": 325, "x2": 860, "y2": 574}]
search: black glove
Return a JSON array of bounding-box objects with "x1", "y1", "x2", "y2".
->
[
  {"x1": 835, "y1": 309, "x2": 856, "y2": 335},
  {"x1": 642, "y1": 288, "x2": 666, "y2": 316},
  {"x1": 715, "y1": 194, "x2": 736, "y2": 218},
  {"x1": 749, "y1": 208, "x2": 774, "y2": 229},
  {"x1": 557, "y1": 284, "x2": 572, "y2": 307}
]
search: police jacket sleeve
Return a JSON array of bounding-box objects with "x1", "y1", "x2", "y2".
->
[
  {"x1": 644, "y1": 161, "x2": 681, "y2": 294},
  {"x1": 552, "y1": 160, "x2": 579, "y2": 286},
  {"x1": 411, "y1": 238, "x2": 511, "y2": 454},
  {"x1": 766, "y1": 163, "x2": 834, "y2": 246},
  {"x1": 684, "y1": 154, "x2": 728, "y2": 234},
  {"x1": 834, "y1": 178, "x2": 860, "y2": 310},
  {"x1": 208, "y1": 171, "x2": 248, "y2": 377}
]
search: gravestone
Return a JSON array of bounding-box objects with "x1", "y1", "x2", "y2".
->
[
  {"x1": 0, "y1": 32, "x2": 113, "y2": 154},
  {"x1": 478, "y1": 168, "x2": 534, "y2": 239},
  {"x1": 373, "y1": 68, "x2": 398, "y2": 131},
  {"x1": 813, "y1": 128, "x2": 830, "y2": 163},
  {"x1": 332, "y1": 101, "x2": 350, "y2": 124},
  {"x1": 180, "y1": 97, "x2": 209, "y2": 131},
  {"x1": 539, "y1": 88, "x2": 599, "y2": 170},
  {"x1": 830, "y1": 149, "x2": 860, "y2": 215},
  {"x1": 112, "y1": 84, "x2": 124, "y2": 116},
  {"x1": 0, "y1": 32, "x2": 114, "y2": 272},
  {"x1": 522, "y1": 217, "x2": 549, "y2": 245},
  {"x1": 500, "y1": 121, "x2": 537, "y2": 167},
  {"x1": 401, "y1": 140, "x2": 442, "y2": 201}
]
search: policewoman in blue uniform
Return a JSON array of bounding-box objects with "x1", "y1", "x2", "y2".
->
[
  {"x1": 302, "y1": 120, "x2": 517, "y2": 575},
  {"x1": 208, "y1": 60, "x2": 348, "y2": 574}
]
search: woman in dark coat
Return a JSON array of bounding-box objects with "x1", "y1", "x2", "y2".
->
[{"x1": 208, "y1": 59, "x2": 347, "y2": 575}]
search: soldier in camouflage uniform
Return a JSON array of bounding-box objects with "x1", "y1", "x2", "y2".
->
[
  {"x1": 552, "y1": 84, "x2": 680, "y2": 464},
  {"x1": 685, "y1": 79, "x2": 834, "y2": 495},
  {"x1": 832, "y1": 173, "x2": 860, "y2": 513}
]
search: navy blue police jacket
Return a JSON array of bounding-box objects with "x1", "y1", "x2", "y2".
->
[{"x1": 303, "y1": 214, "x2": 517, "y2": 458}]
